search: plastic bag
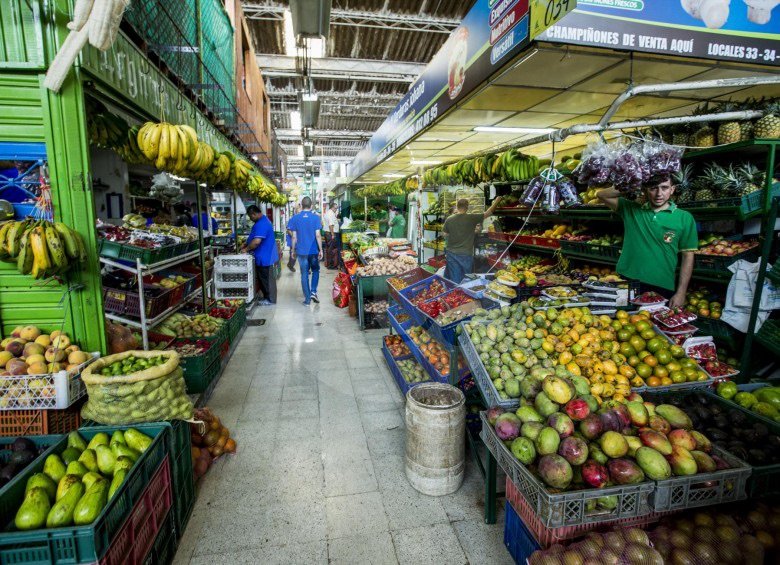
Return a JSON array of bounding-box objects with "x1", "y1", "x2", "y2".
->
[
  {"x1": 332, "y1": 272, "x2": 353, "y2": 308},
  {"x1": 721, "y1": 260, "x2": 772, "y2": 333},
  {"x1": 81, "y1": 350, "x2": 193, "y2": 424}
]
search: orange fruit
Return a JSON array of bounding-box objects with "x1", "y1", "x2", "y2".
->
[
  {"x1": 666, "y1": 361, "x2": 682, "y2": 373},
  {"x1": 636, "y1": 350, "x2": 651, "y2": 361},
  {"x1": 616, "y1": 310, "x2": 629, "y2": 321},
  {"x1": 646, "y1": 376, "x2": 661, "y2": 387},
  {"x1": 640, "y1": 329, "x2": 656, "y2": 341},
  {"x1": 660, "y1": 377, "x2": 673, "y2": 386},
  {"x1": 656, "y1": 349, "x2": 672, "y2": 365},
  {"x1": 670, "y1": 345, "x2": 686, "y2": 358},
  {"x1": 629, "y1": 336, "x2": 646, "y2": 352},
  {"x1": 629, "y1": 315, "x2": 645, "y2": 324},
  {"x1": 628, "y1": 355, "x2": 640, "y2": 367},
  {"x1": 619, "y1": 342, "x2": 636, "y2": 357},
  {"x1": 636, "y1": 320, "x2": 652, "y2": 333},
  {"x1": 683, "y1": 367, "x2": 698, "y2": 380},
  {"x1": 636, "y1": 363, "x2": 652, "y2": 378},
  {"x1": 644, "y1": 355, "x2": 658, "y2": 368},
  {"x1": 670, "y1": 370, "x2": 686, "y2": 384},
  {"x1": 647, "y1": 338, "x2": 665, "y2": 353},
  {"x1": 653, "y1": 365, "x2": 669, "y2": 379}
]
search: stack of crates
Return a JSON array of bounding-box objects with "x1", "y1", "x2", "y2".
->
[{"x1": 214, "y1": 255, "x2": 255, "y2": 302}]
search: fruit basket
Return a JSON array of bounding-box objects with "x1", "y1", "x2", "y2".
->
[
  {"x1": 480, "y1": 411, "x2": 655, "y2": 528},
  {"x1": 171, "y1": 339, "x2": 221, "y2": 391},
  {"x1": 559, "y1": 240, "x2": 621, "y2": 262},
  {"x1": 102, "y1": 274, "x2": 178, "y2": 320},
  {"x1": 503, "y1": 500, "x2": 540, "y2": 564},
  {"x1": 0, "y1": 436, "x2": 63, "y2": 495},
  {"x1": 694, "y1": 239, "x2": 760, "y2": 272},
  {"x1": 387, "y1": 267, "x2": 434, "y2": 304},
  {"x1": 0, "y1": 352, "x2": 99, "y2": 410},
  {"x1": 382, "y1": 346, "x2": 433, "y2": 396},
  {"x1": 0, "y1": 424, "x2": 170, "y2": 564},
  {"x1": 459, "y1": 328, "x2": 520, "y2": 411}
]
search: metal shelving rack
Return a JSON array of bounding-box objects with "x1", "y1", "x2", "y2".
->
[{"x1": 100, "y1": 247, "x2": 213, "y2": 349}]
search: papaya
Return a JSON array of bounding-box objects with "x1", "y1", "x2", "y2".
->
[
  {"x1": 15, "y1": 487, "x2": 51, "y2": 530},
  {"x1": 73, "y1": 480, "x2": 109, "y2": 526},
  {"x1": 46, "y1": 480, "x2": 85, "y2": 528}
]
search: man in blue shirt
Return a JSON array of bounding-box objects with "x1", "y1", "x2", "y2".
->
[
  {"x1": 241, "y1": 205, "x2": 279, "y2": 305},
  {"x1": 191, "y1": 204, "x2": 219, "y2": 235},
  {"x1": 287, "y1": 196, "x2": 323, "y2": 305}
]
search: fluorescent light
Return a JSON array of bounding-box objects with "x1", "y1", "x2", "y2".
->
[
  {"x1": 290, "y1": 111, "x2": 302, "y2": 130},
  {"x1": 382, "y1": 173, "x2": 405, "y2": 178},
  {"x1": 473, "y1": 126, "x2": 556, "y2": 134},
  {"x1": 410, "y1": 160, "x2": 441, "y2": 165},
  {"x1": 283, "y1": 10, "x2": 297, "y2": 56}
]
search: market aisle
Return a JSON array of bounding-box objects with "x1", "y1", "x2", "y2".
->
[{"x1": 173, "y1": 265, "x2": 511, "y2": 564}]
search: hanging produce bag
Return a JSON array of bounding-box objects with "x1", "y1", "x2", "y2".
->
[
  {"x1": 81, "y1": 350, "x2": 193, "y2": 424},
  {"x1": 332, "y1": 272, "x2": 353, "y2": 308}
]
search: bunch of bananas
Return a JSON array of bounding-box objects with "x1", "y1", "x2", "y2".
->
[
  {"x1": 354, "y1": 178, "x2": 415, "y2": 198},
  {"x1": 202, "y1": 151, "x2": 232, "y2": 186},
  {"x1": 0, "y1": 221, "x2": 87, "y2": 279},
  {"x1": 88, "y1": 112, "x2": 129, "y2": 150},
  {"x1": 228, "y1": 158, "x2": 253, "y2": 190},
  {"x1": 247, "y1": 174, "x2": 282, "y2": 203},
  {"x1": 422, "y1": 151, "x2": 546, "y2": 186}
]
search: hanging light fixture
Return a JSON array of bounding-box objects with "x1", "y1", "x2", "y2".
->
[
  {"x1": 289, "y1": 0, "x2": 332, "y2": 39},
  {"x1": 298, "y1": 91, "x2": 321, "y2": 128}
]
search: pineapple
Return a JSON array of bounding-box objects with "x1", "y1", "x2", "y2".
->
[
  {"x1": 692, "y1": 125, "x2": 716, "y2": 147},
  {"x1": 672, "y1": 163, "x2": 695, "y2": 202},
  {"x1": 695, "y1": 164, "x2": 727, "y2": 201},
  {"x1": 717, "y1": 101, "x2": 741, "y2": 145},
  {"x1": 740, "y1": 121, "x2": 754, "y2": 141},
  {"x1": 735, "y1": 163, "x2": 765, "y2": 196},
  {"x1": 755, "y1": 101, "x2": 780, "y2": 139}
]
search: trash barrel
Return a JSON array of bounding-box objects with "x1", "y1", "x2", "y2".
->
[{"x1": 405, "y1": 383, "x2": 465, "y2": 496}]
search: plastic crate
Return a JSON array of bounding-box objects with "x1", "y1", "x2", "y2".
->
[
  {"x1": 382, "y1": 346, "x2": 433, "y2": 396},
  {"x1": 0, "y1": 400, "x2": 84, "y2": 437},
  {"x1": 215, "y1": 254, "x2": 254, "y2": 273},
  {"x1": 559, "y1": 240, "x2": 621, "y2": 262},
  {"x1": 505, "y1": 478, "x2": 672, "y2": 549},
  {"x1": 387, "y1": 267, "x2": 434, "y2": 304},
  {"x1": 480, "y1": 412, "x2": 654, "y2": 528},
  {"x1": 0, "y1": 353, "x2": 98, "y2": 410},
  {"x1": 418, "y1": 291, "x2": 499, "y2": 347},
  {"x1": 143, "y1": 509, "x2": 176, "y2": 565},
  {"x1": 169, "y1": 420, "x2": 195, "y2": 538},
  {"x1": 458, "y1": 329, "x2": 519, "y2": 410},
  {"x1": 397, "y1": 276, "x2": 456, "y2": 326},
  {"x1": 98, "y1": 239, "x2": 176, "y2": 265},
  {"x1": 0, "y1": 423, "x2": 170, "y2": 564},
  {"x1": 103, "y1": 275, "x2": 177, "y2": 320},
  {"x1": 216, "y1": 271, "x2": 251, "y2": 285},
  {"x1": 173, "y1": 339, "x2": 221, "y2": 382},
  {"x1": 99, "y1": 458, "x2": 172, "y2": 565},
  {"x1": 215, "y1": 286, "x2": 255, "y2": 302},
  {"x1": 679, "y1": 183, "x2": 780, "y2": 220},
  {"x1": 0, "y1": 435, "x2": 62, "y2": 496},
  {"x1": 180, "y1": 351, "x2": 221, "y2": 395},
  {"x1": 694, "y1": 246, "x2": 760, "y2": 272},
  {"x1": 504, "y1": 500, "x2": 540, "y2": 564}
]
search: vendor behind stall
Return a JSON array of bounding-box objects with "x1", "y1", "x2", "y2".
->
[
  {"x1": 443, "y1": 197, "x2": 502, "y2": 283},
  {"x1": 371, "y1": 203, "x2": 388, "y2": 234},
  {"x1": 597, "y1": 174, "x2": 697, "y2": 307},
  {"x1": 387, "y1": 205, "x2": 406, "y2": 238}
]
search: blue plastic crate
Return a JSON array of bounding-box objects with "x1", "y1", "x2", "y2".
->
[
  {"x1": 504, "y1": 500, "x2": 540, "y2": 564},
  {"x1": 396, "y1": 275, "x2": 455, "y2": 326},
  {"x1": 382, "y1": 344, "x2": 432, "y2": 396},
  {"x1": 419, "y1": 294, "x2": 500, "y2": 347}
]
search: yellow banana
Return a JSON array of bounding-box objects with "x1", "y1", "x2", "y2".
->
[
  {"x1": 16, "y1": 228, "x2": 32, "y2": 274},
  {"x1": 0, "y1": 222, "x2": 14, "y2": 257},
  {"x1": 137, "y1": 122, "x2": 156, "y2": 159},
  {"x1": 7, "y1": 220, "x2": 29, "y2": 257},
  {"x1": 145, "y1": 124, "x2": 163, "y2": 161},
  {"x1": 30, "y1": 226, "x2": 50, "y2": 278},
  {"x1": 53, "y1": 222, "x2": 79, "y2": 259},
  {"x1": 167, "y1": 124, "x2": 179, "y2": 162},
  {"x1": 179, "y1": 125, "x2": 199, "y2": 159},
  {"x1": 45, "y1": 224, "x2": 68, "y2": 270},
  {"x1": 190, "y1": 143, "x2": 203, "y2": 172},
  {"x1": 74, "y1": 231, "x2": 88, "y2": 263},
  {"x1": 155, "y1": 124, "x2": 170, "y2": 169}
]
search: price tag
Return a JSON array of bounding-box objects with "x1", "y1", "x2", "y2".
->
[{"x1": 530, "y1": 0, "x2": 576, "y2": 39}]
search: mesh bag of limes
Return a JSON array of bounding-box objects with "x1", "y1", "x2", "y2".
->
[{"x1": 80, "y1": 350, "x2": 194, "y2": 424}]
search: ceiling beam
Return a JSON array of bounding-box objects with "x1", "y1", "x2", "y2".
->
[
  {"x1": 272, "y1": 108, "x2": 390, "y2": 119},
  {"x1": 242, "y1": 1, "x2": 459, "y2": 33},
  {"x1": 271, "y1": 99, "x2": 398, "y2": 111},
  {"x1": 256, "y1": 54, "x2": 423, "y2": 83},
  {"x1": 275, "y1": 128, "x2": 373, "y2": 140}
]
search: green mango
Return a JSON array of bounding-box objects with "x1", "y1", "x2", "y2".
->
[
  {"x1": 43, "y1": 454, "x2": 67, "y2": 484},
  {"x1": 73, "y1": 480, "x2": 109, "y2": 526},
  {"x1": 95, "y1": 445, "x2": 117, "y2": 476},
  {"x1": 78, "y1": 449, "x2": 98, "y2": 473},
  {"x1": 111, "y1": 442, "x2": 140, "y2": 462},
  {"x1": 110, "y1": 430, "x2": 126, "y2": 446},
  {"x1": 61, "y1": 447, "x2": 82, "y2": 465},
  {"x1": 82, "y1": 472, "x2": 104, "y2": 490},
  {"x1": 15, "y1": 487, "x2": 51, "y2": 531},
  {"x1": 114, "y1": 456, "x2": 135, "y2": 474},
  {"x1": 86, "y1": 433, "x2": 110, "y2": 451},
  {"x1": 56, "y1": 474, "x2": 83, "y2": 501},
  {"x1": 46, "y1": 481, "x2": 85, "y2": 528},
  {"x1": 25, "y1": 473, "x2": 57, "y2": 502},
  {"x1": 67, "y1": 431, "x2": 87, "y2": 452},
  {"x1": 66, "y1": 461, "x2": 88, "y2": 477},
  {"x1": 108, "y1": 469, "x2": 127, "y2": 500},
  {"x1": 124, "y1": 429, "x2": 153, "y2": 453}
]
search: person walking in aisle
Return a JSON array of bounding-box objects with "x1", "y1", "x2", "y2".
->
[
  {"x1": 598, "y1": 174, "x2": 698, "y2": 308},
  {"x1": 288, "y1": 197, "x2": 324, "y2": 305},
  {"x1": 443, "y1": 197, "x2": 503, "y2": 283},
  {"x1": 241, "y1": 205, "x2": 279, "y2": 305},
  {"x1": 323, "y1": 201, "x2": 341, "y2": 269}
]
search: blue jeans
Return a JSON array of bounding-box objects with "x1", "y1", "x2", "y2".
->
[
  {"x1": 297, "y1": 254, "x2": 320, "y2": 300},
  {"x1": 444, "y1": 251, "x2": 473, "y2": 284}
]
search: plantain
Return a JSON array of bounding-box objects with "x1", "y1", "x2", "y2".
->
[
  {"x1": 0, "y1": 221, "x2": 14, "y2": 258},
  {"x1": 16, "y1": 227, "x2": 33, "y2": 275},
  {"x1": 7, "y1": 220, "x2": 30, "y2": 258},
  {"x1": 45, "y1": 224, "x2": 68, "y2": 270},
  {"x1": 74, "y1": 231, "x2": 88, "y2": 264},
  {"x1": 30, "y1": 226, "x2": 51, "y2": 279},
  {"x1": 53, "y1": 222, "x2": 79, "y2": 260}
]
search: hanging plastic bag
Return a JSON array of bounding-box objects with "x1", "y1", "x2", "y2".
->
[
  {"x1": 721, "y1": 260, "x2": 772, "y2": 333},
  {"x1": 332, "y1": 272, "x2": 353, "y2": 308}
]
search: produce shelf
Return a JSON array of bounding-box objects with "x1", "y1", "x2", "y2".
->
[
  {"x1": 104, "y1": 282, "x2": 211, "y2": 332},
  {"x1": 755, "y1": 319, "x2": 780, "y2": 357},
  {"x1": 99, "y1": 246, "x2": 211, "y2": 276},
  {"x1": 682, "y1": 138, "x2": 777, "y2": 160},
  {"x1": 680, "y1": 184, "x2": 780, "y2": 221}
]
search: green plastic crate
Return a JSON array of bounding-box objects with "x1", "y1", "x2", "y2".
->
[
  {"x1": 0, "y1": 435, "x2": 62, "y2": 496},
  {"x1": 169, "y1": 420, "x2": 194, "y2": 537},
  {"x1": 175, "y1": 339, "x2": 221, "y2": 387},
  {"x1": 97, "y1": 239, "x2": 175, "y2": 265},
  {"x1": 183, "y1": 354, "x2": 221, "y2": 395},
  {"x1": 0, "y1": 424, "x2": 170, "y2": 564}
]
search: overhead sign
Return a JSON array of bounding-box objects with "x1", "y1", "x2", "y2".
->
[
  {"x1": 349, "y1": 0, "x2": 533, "y2": 180},
  {"x1": 539, "y1": 1, "x2": 779, "y2": 65},
  {"x1": 530, "y1": 0, "x2": 577, "y2": 39}
]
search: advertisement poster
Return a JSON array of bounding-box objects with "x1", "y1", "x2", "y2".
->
[
  {"x1": 540, "y1": 0, "x2": 780, "y2": 65},
  {"x1": 349, "y1": 0, "x2": 533, "y2": 180}
]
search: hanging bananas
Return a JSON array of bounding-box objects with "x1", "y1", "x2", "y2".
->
[{"x1": 0, "y1": 220, "x2": 86, "y2": 279}]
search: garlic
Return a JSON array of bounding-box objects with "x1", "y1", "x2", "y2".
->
[
  {"x1": 681, "y1": 0, "x2": 731, "y2": 28},
  {"x1": 743, "y1": 0, "x2": 778, "y2": 24}
]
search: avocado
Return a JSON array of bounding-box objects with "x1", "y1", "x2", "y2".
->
[
  {"x1": 81, "y1": 472, "x2": 103, "y2": 490},
  {"x1": 65, "y1": 461, "x2": 88, "y2": 477},
  {"x1": 73, "y1": 480, "x2": 108, "y2": 526},
  {"x1": 111, "y1": 443, "x2": 140, "y2": 463},
  {"x1": 108, "y1": 469, "x2": 127, "y2": 500},
  {"x1": 43, "y1": 454, "x2": 67, "y2": 483},
  {"x1": 56, "y1": 474, "x2": 83, "y2": 501},
  {"x1": 86, "y1": 433, "x2": 109, "y2": 452},
  {"x1": 9, "y1": 450, "x2": 36, "y2": 467},
  {"x1": 95, "y1": 445, "x2": 116, "y2": 476},
  {"x1": 12, "y1": 437, "x2": 35, "y2": 453},
  {"x1": 25, "y1": 473, "x2": 57, "y2": 502},
  {"x1": 61, "y1": 447, "x2": 82, "y2": 465},
  {"x1": 78, "y1": 449, "x2": 98, "y2": 473},
  {"x1": 15, "y1": 486, "x2": 51, "y2": 530},
  {"x1": 46, "y1": 480, "x2": 85, "y2": 528},
  {"x1": 67, "y1": 431, "x2": 87, "y2": 452},
  {"x1": 124, "y1": 429, "x2": 152, "y2": 453}
]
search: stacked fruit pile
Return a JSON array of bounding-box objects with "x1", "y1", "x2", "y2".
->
[
  {"x1": 190, "y1": 408, "x2": 236, "y2": 480},
  {"x1": 397, "y1": 359, "x2": 428, "y2": 384},
  {"x1": 528, "y1": 528, "x2": 662, "y2": 565},
  {"x1": 489, "y1": 382, "x2": 732, "y2": 493},
  {"x1": 12, "y1": 429, "x2": 153, "y2": 530},
  {"x1": 408, "y1": 326, "x2": 464, "y2": 377},
  {"x1": 0, "y1": 326, "x2": 85, "y2": 379},
  {"x1": 0, "y1": 220, "x2": 86, "y2": 279},
  {"x1": 155, "y1": 313, "x2": 224, "y2": 339}
]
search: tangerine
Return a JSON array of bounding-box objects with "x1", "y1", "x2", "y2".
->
[
  {"x1": 670, "y1": 370, "x2": 686, "y2": 384},
  {"x1": 644, "y1": 355, "x2": 658, "y2": 368},
  {"x1": 640, "y1": 329, "x2": 656, "y2": 341},
  {"x1": 636, "y1": 363, "x2": 652, "y2": 378},
  {"x1": 656, "y1": 349, "x2": 673, "y2": 365},
  {"x1": 627, "y1": 355, "x2": 640, "y2": 367},
  {"x1": 646, "y1": 376, "x2": 661, "y2": 387},
  {"x1": 653, "y1": 365, "x2": 669, "y2": 379},
  {"x1": 660, "y1": 377, "x2": 673, "y2": 386}
]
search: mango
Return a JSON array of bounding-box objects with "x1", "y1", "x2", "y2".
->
[
  {"x1": 649, "y1": 415, "x2": 672, "y2": 436},
  {"x1": 607, "y1": 458, "x2": 646, "y2": 485},
  {"x1": 73, "y1": 480, "x2": 109, "y2": 526},
  {"x1": 690, "y1": 450, "x2": 716, "y2": 473},
  {"x1": 589, "y1": 444, "x2": 609, "y2": 465},
  {"x1": 536, "y1": 427, "x2": 561, "y2": 456},
  {"x1": 625, "y1": 402, "x2": 649, "y2": 427},
  {"x1": 625, "y1": 435, "x2": 643, "y2": 457},
  {"x1": 510, "y1": 437, "x2": 536, "y2": 465},
  {"x1": 46, "y1": 480, "x2": 84, "y2": 528},
  {"x1": 667, "y1": 445, "x2": 698, "y2": 476},
  {"x1": 515, "y1": 405, "x2": 544, "y2": 424},
  {"x1": 636, "y1": 447, "x2": 672, "y2": 480},
  {"x1": 639, "y1": 429, "x2": 673, "y2": 455},
  {"x1": 537, "y1": 454, "x2": 573, "y2": 490},
  {"x1": 599, "y1": 431, "x2": 628, "y2": 458},
  {"x1": 690, "y1": 431, "x2": 712, "y2": 453},
  {"x1": 15, "y1": 487, "x2": 50, "y2": 530},
  {"x1": 534, "y1": 392, "x2": 559, "y2": 418},
  {"x1": 542, "y1": 375, "x2": 573, "y2": 405},
  {"x1": 655, "y1": 404, "x2": 692, "y2": 430},
  {"x1": 668, "y1": 429, "x2": 697, "y2": 451},
  {"x1": 521, "y1": 422, "x2": 544, "y2": 441}
]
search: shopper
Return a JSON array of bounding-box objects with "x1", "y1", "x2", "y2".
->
[
  {"x1": 288, "y1": 196, "x2": 323, "y2": 305},
  {"x1": 323, "y1": 201, "x2": 341, "y2": 269},
  {"x1": 597, "y1": 175, "x2": 698, "y2": 308},
  {"x1": 388, "y1": 205, "x2": 406, "y2": 238},
  {"x1": 442, "y1": 197, "x2": 503, "y2": 283},
  {"x1": 241, "y1": 205, "x2": 278, "y2": 305},
  {"x1": 191, "y1": 204, "x2": 218, "y2": 235}
]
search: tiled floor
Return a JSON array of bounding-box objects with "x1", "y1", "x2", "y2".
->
[{"x1": 173, "y1": 265, "x2": 511, "y2": 564}]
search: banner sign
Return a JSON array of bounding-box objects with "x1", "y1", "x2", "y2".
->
[
  {"x1": 530, "y1": 0, "x2": 577, "y2": 39},
  {"x1": 349, "y1": 0, "x2": 536, "y2": 180},
  {"x1": 539, "y1": 1, "x2": 779, "y2": 66}
]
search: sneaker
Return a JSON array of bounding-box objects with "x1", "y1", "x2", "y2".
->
[
  {"x1": 258, "y1": 299, "x2": 274, "y2": 306},
  {"x1": 310, "y1": 293, "x2": 320, "y2": 303},
  {"x1": 302, "y1": 300, "x2": 311, "y2": 306}
]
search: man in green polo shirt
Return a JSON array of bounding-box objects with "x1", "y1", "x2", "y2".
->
[{"x1": 598, "y1": 175, "x2": 698, "y2": 308}]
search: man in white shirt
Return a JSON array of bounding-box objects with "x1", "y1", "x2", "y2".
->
[{"x1": 323, "y1": 201, "x2": 341, "y2": 269}]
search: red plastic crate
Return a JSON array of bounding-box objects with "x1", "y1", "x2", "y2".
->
[
  {"x1": 0, "y1": 400, "x2": 83, "y2": 437},
  {"x1": 100, "y1": 457, "x2": 173, "y2": 565},
  {"x1": 505, "y1": 478, "x2": 673, "y2": 548}
]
